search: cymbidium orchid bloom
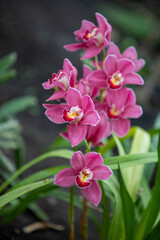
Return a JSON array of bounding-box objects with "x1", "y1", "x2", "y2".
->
[
  {"x1": 64, "y1": 13, "x2": 112, "y2": 59},
  {"x1": 107, "y1": 42, "x2": 145, "y2": 72},
  {"x1": 43, "y1": 87, "x2": 100, "y2": 147},
  {"x1": 105, "y1": 87, "x2": 143, "y2": 137},
  {"x1": 77, "y1": 65, "x2": 99, "y2": 99},
  {"x1": 42, "y1": 58, "x2": 77, "y2": 101},
  {"x1": 54, "y1": 151, "x2": 112, "y2": 206},
  {"x1": 87, "y1": 55, "x2": 144, "y2": 90}
]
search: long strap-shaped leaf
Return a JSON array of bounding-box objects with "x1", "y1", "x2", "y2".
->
[
  {"x1": 134, "y1": 133, "x2": 160, "y2": 240},
  {"x1": 0, "y1": 179, "x2": 53, "y2": 208},
  {"x1": 0, "y1": 149, "x2": 73, "y2": 193},
  {"x1": 104, "y1": 152, "x2": 157, "y2": 170}
]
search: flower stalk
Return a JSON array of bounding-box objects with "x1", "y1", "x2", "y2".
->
[
  {"x1": 80, "y1": 197, "x2": 88, "y2": 240},
  {"x1": 69, "y1": 186, "x2": 75, "y2": 240}
]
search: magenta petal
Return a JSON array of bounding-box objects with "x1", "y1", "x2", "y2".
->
[
  {"x1": 67, "y1": 124, "x2": 87, "y2": 147},
  {"x1": 54, "y1": 168, "x2": 76, "y2": 187},
  {"x1": 121, "y1": 105, "x2": 143, "y2": 119},
  {"x1": 70, "y1": 151, "x2": 85, "y2": 173},
  {"x1": 107, "y1": 42, "x2": 121, "y2": 58},
  {"x1": 87, "y1": 69, "x2": 107, "y2": 88},
  {"x1": 46, "y1": 91, "x2": 66, "y2": 101},
  {"x1": 107, "y1": 87, "x2": 128, "y2": 110},
  {"x1": 84, "y1": 152, "x2": 103, "y2": 169},
  {"x1": 64, "y1": 43, "x2": 85, "y2": 52},
  {"x1": 81, "y1": 180, "x2": 101, "y2": 206},
  {"x1": 118, "y1": 59, "x2": 135, "y2": 75},
  {"x1": 96, "y1": 12, "x2": 109, "y2": 33},
  {"x1": 92, "y1": 165, "x2": 113, "y2": 180},
  {"x1": 135, "y1": 59, "x2": 145, "y2": 72},
  {"x1": 124, "y1": 72, "x2": 144, "y2": 85},
  {"x1": 81, "y1": 46, "x2": 102, "y2": 60},
  {"x1": 67, "y1": 87, "x2": 82, "y2": 107},
  {"x1": 43, "y1": 103, "x2": 66, "y2": 124},
  {"x1": 122, "y1": 46, "x2": 137, "y2": 61},
  {"x1": 83, "y1": 65, "x2": 92, "y2": 79},
  {"x1": 80, "y1": 110, "x2": 100, "y2": 126},
  {"x1": 82, "y1": 94, "x2": 95, "y2": 113},
  {"x1": 111, "y1": 118, "x2": 130, "y2": 137},
  {"x1": 103, "y1": 55, "x2": 118, "y2": 76}
]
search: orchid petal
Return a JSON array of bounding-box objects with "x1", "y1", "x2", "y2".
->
[
  {"x1": 92, "y1": 165, "x2": 113, "y2": 180},
  {"x1": 70, "y1": 151, "x2": 85, "y2": 173},
  {"x1": 54, "y1": 168, "x2": 76, "y2": 187},
  {"x1": 81, "y1": 180, "x2": 101, "y2": 206},
  {"x1": 124, "y1": 72, "x2": 144, "y2": 85},
  {"x1": 43, "y1": 103, "x2": 66, "y2": 124},
  {"x1": 67, "y1": 124, "x2": 87, "y2": 147},
  {"x1": 118, "y1": 59, "x2": 135, "y2": 74},
  {"x1": 121, "y1": 105, "x2": 143, "y2": 119},
  {"x1": 87, "y1": 69, "x2": 107, "y2": 88},
  {"x1": 84, "y1": 152, "x2": 103, "y2": 169},
  {"x1": 67, "y1": 87, "x2": 82, "y2": 107},
  {"x1": 111, "y1": 118, "x2": 130, "y2": 137},
  {"x1": 103, "y1": 55, "x2": 118, "y2": 76}
]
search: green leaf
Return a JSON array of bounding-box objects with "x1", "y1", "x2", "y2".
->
[
  {"x1": 134, "y1": 133, "x2": 160, "y2": 240},
  {"x1": 11, "y1": 165, "x2": 69, "y2": 190},
  {"x1": 0, "y1": 179, "x2": 53, "y2": 208},
  {"x1": 0, "y1": 150, "x2": 15, "y2": 174},
  {"x1": 0, "y1": 96, "x2": 37, "y2": 120},
  {"x1": 0, "y1": 53, "x2": 17, "y2": 74},
  {"x1": 0, "y1": 149, "x2": 73, "y2": 193},
  {"x1": 146, "y1": 220, "x2": 160, "y2": 240},
  {"x1": 104, "y1": 152, "x2": 157, "y2": 170},
  {"x1": 119, "y1": 164, "x2": 135, "y2": 240},
  {"x1": 0, "y1": 69, "x2": 17, "y2": 85},
  {"x1": 112, "y1": 133, "x2": 126, "y2": 156},
  {"x1": 103, "y1": 178, "x2": 124, "y2": 240},
  {"x1": 122, "y1": 127, "x2": 150, "y2": 200},
  {"x1": 99, "y1": 181, "x2": 110, "y2": 240}
]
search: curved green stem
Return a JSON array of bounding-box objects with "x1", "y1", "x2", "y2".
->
[
  {"x1": 101, "y1": 48, "x2": 106, "y2": 69},
  {"x1": 83, "y1": 139, "x2": 91, "y2": 153},
  {"x1": 94, "y1": 56, "x2": 100, "y2": 70}
]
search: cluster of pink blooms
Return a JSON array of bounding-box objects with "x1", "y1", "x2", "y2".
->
[{"x1": 43, "y1": 13, "x2": 144, "y2": 205}]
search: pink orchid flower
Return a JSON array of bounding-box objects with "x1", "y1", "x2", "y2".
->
[
  {"x1": 105, "y1": 87, "x2": 143, "y2": 137},
  {"x1": 64, "y1": 13, "x2": 112, "y2": 59},
  {"x1": 107, "y1": 42, "x2": 145, "y2": 72},
  {"x1": 42, "y1": 59, "x2": 77, "y2": 101},
  {"x1": 87, "y1": 55, "x2": 144, "y2": 90},
  {"x1": 54, "y1": 151, "x2": 112, "y2": 206},
  {"x1": 77, "y1": 65, "x2": 99, "y2": 99},
  {"x1": 43, "y1": 87, "x2": 100, "y2": 147}
]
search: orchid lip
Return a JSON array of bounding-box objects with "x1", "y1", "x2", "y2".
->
[
  {"x1": 63, "y1": 106, "x2": 84, "y2": 123},
  {"x1": 49, "y1": 71, "x2": 69, "y2": 90},
  {"x1": 76, "y1": 168, "x2": 93, "y2": 189},
  {"x1": 108, "y1": 72, "x2": 124, "y2": 89},
  {"x1": 107, "y1": 104, "x2": 122, "y2": 119}
]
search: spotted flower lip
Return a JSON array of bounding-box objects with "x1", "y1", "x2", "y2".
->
[
  {"x1": 107, "y1": 42, "x2": 145, "y2": 72},
  {"x1": 43, "y1": 87, "x2": 100, "y2": 147},
  {"x1": 64, "y1": 13, "x2": 112, "y2": 59},
  {"x1": 87, "y1": 55, "x2": 144, "y2": 90},
  {"x1": 54, "y1": 151, "x2": 113, "y2": 206},
  {"x1": 42, "y1": 58, "x2": 77, "y2": 101}
]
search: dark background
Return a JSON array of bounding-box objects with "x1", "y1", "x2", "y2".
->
[{"x1": 0, "y1": 0, "x2": 160, "y2": 239}]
